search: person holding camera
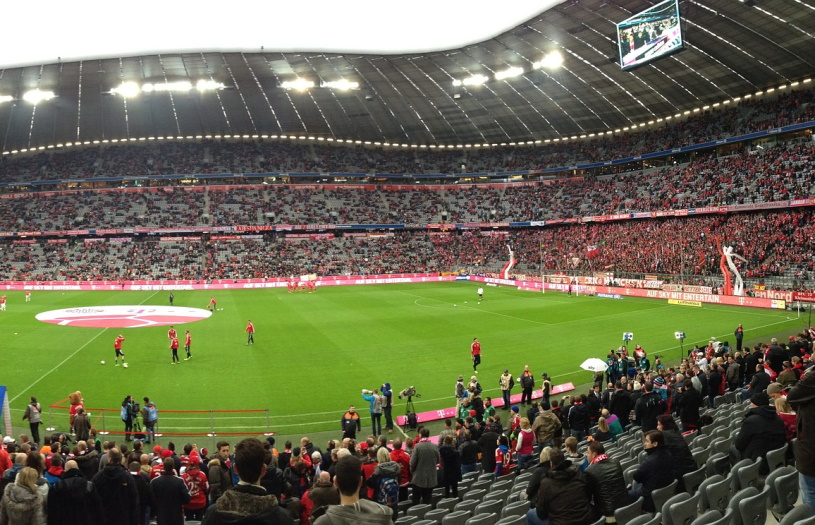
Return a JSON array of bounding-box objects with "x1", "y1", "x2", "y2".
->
[
  {"x1": 121, "y1": 395, "x2": 138, "y2": 441},
  {"x1": 362, "y1": 389, "x2": 383, "y2": 436}
]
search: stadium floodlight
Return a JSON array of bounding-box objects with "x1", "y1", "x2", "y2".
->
[
  {"x1": 322, "y1": 79, "x2": 359, "y2": 90},
  {"x1": 142, "y1": 81, "x2": 192, "y2": 93},
  {"x1": 494, "y1": 66, "x2": 524, "y2": 81},
  {"x1": 23, "y1": 89, "x2": 55, "y2": 104},
  {"x1": 112, "y1": 82, "x2": 140, "y2": 98},
  {"x1": 0, "y1": 95, "x2": 12, "y2": 104},
  {"x1": 196, "y1": 80, "x2": 225, "y2": 92},
  {"x1": 534, "y1": 51, "x2": 564, "y2": 70},
  {"x1": 453, "y1": 74, "x2": 488, "y2": 87},
  {"x1": 281, "y1": 78, "x2": 315, "y2": 91}
]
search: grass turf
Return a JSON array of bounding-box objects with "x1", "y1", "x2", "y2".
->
[{"x1": 1, "y1": 283, "x2": 803, "y2": 445}]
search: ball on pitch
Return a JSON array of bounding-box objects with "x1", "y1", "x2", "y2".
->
[
  {"x1": 123, "y1": 363, "x2": 128, "y2": 368},
  {"x1": 100, "y1": 360, "x2": 105, "y2": 365},
  {"x1": 454, "y1": 304, "x2": 457, "y2": 307}
]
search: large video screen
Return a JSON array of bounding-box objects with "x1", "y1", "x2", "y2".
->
[{"x1": 617, "y1": 0, "x2": 684, "y2": 71}]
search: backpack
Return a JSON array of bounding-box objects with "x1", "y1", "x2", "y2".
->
[
  {"x1": 121, "y1": 405, "x2": 129, "y2": 422},
  {"x1": 145, "y1": 404, "x2": 158, "y2": 422},
  {"x1": 378, "y1": 476, "x2": 399, "y2": 507}
]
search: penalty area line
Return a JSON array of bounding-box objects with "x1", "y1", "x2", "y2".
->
[{"x1": 10, "y1": 330, "x2": 109, "y2": 404}]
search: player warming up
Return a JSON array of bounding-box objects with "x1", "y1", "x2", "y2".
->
[
  {"x1": 114, "y1": 335, "x2": 127, "y2": 367},
  {"x1": 471, "y1": 337, "x2": 481, "y2": 373},
  {"x1": 170, "y1": 336, "x2": 180, "y2": 364},
  {"x1": 25, "y1": 291, "x2": 31, "y2": 302},
  {"x1": 167, "y1": 325, "x2": 177, "y2": 340},
  {"x1": 246, "y1": 320, "x2": 255, "y2": 345},
  {"x1": 0, "y1": 295, "x2": 6, "y2": 311},
  {"x1": 207, "y1": 296, "x2": 217, "y2": 312},
  {"x1": 184, "y1": 330, "x2": 192, "y2": 360},
  {"x1": 477, "y1": 287, "x2": 484, "y2": 304}
]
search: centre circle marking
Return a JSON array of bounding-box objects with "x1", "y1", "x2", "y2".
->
[{"x1": 35, "y1": 305, "x2": 212, "y2": 328}]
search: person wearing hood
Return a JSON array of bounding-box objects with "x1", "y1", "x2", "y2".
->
[
  {"x1": 47, "y1": 460, "x2": 105, "y2": 525},
  {"x1": 730, "y1": 391, "x2": 787, "y2": 474},
  {"x1": 314, "y1": 454, "x2": 392, "y2": 525},
  {"x1": 529, "y1": 448, "x2": 593, "y2": 525},
  {"x1": 365, "y1": 448, "x2": 401, "y2": 516},
  {"x1": 380, "y1": 383, "x2": 394, "y2": 434},
  {"x1": 73, "y1": 441, "x2": 100, "y2": 480},
  {"x1": 0, "y1": 467, "x2": 45, "y2": 525},
  {"x1": 201, "y1": 438, "x2": 293, "y2": 525},
  {"x1": 91, "y1": 448, "x2": 139, "y2": 525},
  {"x1": 630, "y1": 430, "x2": 675, "y2": 512}
]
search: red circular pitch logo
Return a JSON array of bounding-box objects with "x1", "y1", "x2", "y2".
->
[{"x1": 35, "y1": 305, "x2": 212, "y2": 328}]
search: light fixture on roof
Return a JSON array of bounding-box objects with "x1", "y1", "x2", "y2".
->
[
  {"x1": 281, "y1": 78, "x2": 315, "y2": 91},
  {"x1": 196, "y1": 80, "x2": 225, "y2": 92},
  {"x1": 23, "y1": 89, "x2": 55, "y2": 104},
  {"x1": 112, "y1": 82, "x2": 140, "y2": 98},
  {"x1": 142, "y1": 81, "x2": 192, "y2": 93},
  {"x1": 494, "y1": 66, "x2": 524, "y2": 81},
  {"x1": 322, "y1": 79, "x2": 359, "y2": 90},
  {"x1": 452, "y1": 74, "x2": 488, "y2": 87},
  {"x1": 534, "y1": 51, "x2": 564, "y2": 70}
]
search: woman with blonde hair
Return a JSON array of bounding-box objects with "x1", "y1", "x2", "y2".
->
[
  {"x1": 0, "y1": 467, "x2": 45, "y2": 525},
  {"x1": 515, "y1": 417, "x2": 535, "y2": 471},
  {"x1": 775, "y1": 396, "x2": 798, "y2": 442},
  {"x1": 592, "y1": 417, "x2": 612, "y2": 443}
]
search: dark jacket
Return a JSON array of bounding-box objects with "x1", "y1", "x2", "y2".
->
[
  {"x1": 260, "y1": 466, "x2": 286, "y2": 499},
  {"x1": 634, "y1": 391, "x2": 665, "y2": 432},
  {"x1": 789, "y1": 369, "x2": 815, "y2": 476},
  {"x1": 48, "y1": 468, "x2": 105, "y2": 525},
  {"x1": 584, "y1": 457, "x2": 628, "y2": 517},
  {"x1": 74, "y1": 449, "x2": 100, "y2": 480},
  {"x1": 567, "y1": 403, "x2": 589, "y2": 433},
  {"x1": 150, "y1": 472, "x2": 191, "y2": 525},
  {"x1": 208, "y1": 458, "x2": 234, "y2": 503},
  {"x1": 677, "y1": 386, "x2": 701, "y2": 428},
  {"x1": 750, "y1": 370, "x2": 772, "y2": 393},
  {"x1": 131, "y1": 470, "x2": 154, "y2": 525},
  {"x1": 438, "y1": 445, "x2": 462, "y2": 486},
  {"x1": 733, "y1": 404, "x2": 787, "y2": 473},
  {"x1": 91, "y1": 464, "x2": 140, "y2": 525},
  {"x1": 526, "y1": 462, "x2": 550, "y2": 507},
  {"x1": 536, "y1": 462, "x2": 593, "y2": 525},
  {"x1": 458, "y1": 439, "x2": 480, "y2": 466},
  {"x1": 201, "y1": 484, "x2": 294, "y2": 525},
  {"x1": 633, "y1": 446, "x2": 675, "y2": 512},
  {"x1": 478, "y1": 431, "x2": 500, "y2": 474},
  {"x1": 409, "y1": 441, "x2": 440, "y2": 489},
  {"x1": 608, "y1": 389, "x2": 632, "y2": 427},
  {"x1": 662, "y1": 430, "x2": 696, "y2": 478}
]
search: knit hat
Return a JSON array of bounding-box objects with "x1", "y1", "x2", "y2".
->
[
  {"x1": 653, "y1": 377, "x2": 666, "y2": 387},
  {"x1": 153, "y1": 445, "x2": 162, "y2": 454},
  {"x1": 458, "y1": 376, "x2": 464, "y2": 381},
  {"x1": 160, "y1": 449, "x2": 174, "y2": 458},
  {"x1": 504, "y1": 369, "x2": 509, "y2": 373},
  {"x1": 511, "y1": 405, "x2": 519, "y2": 413},
  {"x1": 201, "y1": 448, "x2": 208, "y2": 457},
  {"x1": 751, "y1": 392, "x2": 770, "y2": 407},
  {"x1": 767, "y1": 383, "x2": 783, "y2": 395},
  {"x1": 292, "y1": 447, "x2": 301, "y2": 457}
]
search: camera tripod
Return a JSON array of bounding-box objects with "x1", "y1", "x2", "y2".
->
[{"x1": 402, "y1": 396, "x2": 417, "y2": 431}]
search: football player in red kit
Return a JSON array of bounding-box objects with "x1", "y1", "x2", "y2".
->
[
  {"x1": 245, "y1": 320, "x2": 255, "y2": 346},
  {"x1": 168, "y1": 326, "x2": 177, "y2": 340},
  {"x1": 114, "y1": 335, "x2": 127, "y2": 366},
  {"x1": 184, "y1": 330, "x2": 192, "y2": 360},
  {"x1": 471, "y1": 338, "x2": 481, "y2": 373},
  {"x1": 170, "y1": 336, "x2": 180, "y2": 364}
]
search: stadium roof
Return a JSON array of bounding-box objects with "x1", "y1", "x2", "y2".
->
[{"x1": 0, "y1": 0, "x2": 813, "y2": 153}]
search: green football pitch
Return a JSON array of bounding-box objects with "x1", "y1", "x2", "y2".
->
[{"x1": 1, "y1": 283, "x2": 803, "y2": 446}]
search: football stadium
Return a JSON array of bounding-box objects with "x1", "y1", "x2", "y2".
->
[{"x1": 1, "y1": 2, "x2": 815, "y2": 523}]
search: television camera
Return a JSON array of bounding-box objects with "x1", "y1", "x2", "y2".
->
[{"x1": 398, "y1": 386, "x2": 420, "y2": 400}]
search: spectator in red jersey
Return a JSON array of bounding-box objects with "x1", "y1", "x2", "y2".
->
[{"x1": 181, "y1": 456, "x2": 209, "y2": 521}]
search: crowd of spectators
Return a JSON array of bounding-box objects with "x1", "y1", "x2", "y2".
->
[
  {"x1": 1, "y1": 206, "x2": 814, "y2": 288},
  {"x1": 2, "y1": 331, "x2": 813, "y2": 524},
  {"x1": 0, "y1": 137, "x2": 813, "y2": 234},
  {"x1": 0, "y1": 85, "x2": 813, "y2": 184}
]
